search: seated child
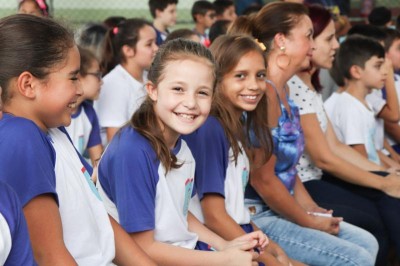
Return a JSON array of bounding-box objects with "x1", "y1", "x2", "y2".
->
[
  {"x1": 148, "y1": 0, "x2": 178, "y2": 46},
  {"x1": 213, "y1": 0, "x2": 237, "y2": 21},
  {"x1": 66, "y1": 46, "x2": 103, "y2": 168},
  {"x1": 191, "y1": 0, "x2": 217, "y2": 47}
]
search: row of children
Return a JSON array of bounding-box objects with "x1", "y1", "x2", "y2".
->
[{"x1": 2, "y1": 1, "x2": 400, "y2": 266}]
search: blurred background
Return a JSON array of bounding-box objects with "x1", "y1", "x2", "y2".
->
[{"x1": 1, "y1": 0, "x2": 399, "y2": 29}]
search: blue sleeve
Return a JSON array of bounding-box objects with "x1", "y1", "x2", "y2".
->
[
  {"x1": 0, "y1": 181, "x2": 36, "y2": 265},
  {"x1": 0, "y1": 117, "x2": 57, "y2": 206},
  {"x1": 98, "y1": 130, "x2": 159, "y2": 233},
  {"x1": 83, "y1": 102, "x2": 102, "y2": 148},
  {"x1": 58, "y1": 127, "x2": 93, "y2": 175},
  {"x1": 183, "y1": 117, "x2": 229, "y2": 200}
]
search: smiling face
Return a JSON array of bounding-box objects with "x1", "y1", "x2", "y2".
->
[
  {"x1": 35, "y1": 46, "x2": 83, "y2": 130},
  {"x1": 147, "y1": 58, "x2": 214, "y2": 147},
  {"x1": 312, "y1": 20, "x2": 339, "y2": 69},
  {"x1": 80, "y1": 59, "x2": 102, "y2": 102},
  {"x1": 220, "y1": 51, "x2": 266, "y2": 117}
]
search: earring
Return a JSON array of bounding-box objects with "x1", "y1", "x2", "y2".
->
[{"x1": 276, "y1": 46, "x2": 290, "y2": 70}]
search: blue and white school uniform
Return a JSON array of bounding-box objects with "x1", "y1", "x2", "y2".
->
[
  {"x1": 66, "y1": 101, "x2": 101, "y2": 159},
  {"x1": 0, "y1": 114, "x2": 115, "y2": 265},
  {"x1": 0, "y1": 180, "x2": 35, "y2": 266},
  {"x1": 183, "y1": 116, "x2": 251, "y2": 227},
  {"x1": 97, "y1": 126, "x2": 198, "y2": 249}
]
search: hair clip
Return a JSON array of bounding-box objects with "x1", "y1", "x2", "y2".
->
[
  {"x1": 255, "y1": 39, "x2": 266, "y2": 51},
  {"x1": 113, "y1": 27, "x2": 119, "y2": 35},
  {"x1": 35, "y1": 0, "x2": 48, "y2": 16}
]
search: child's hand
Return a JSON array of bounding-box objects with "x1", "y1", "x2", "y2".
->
[
  {"x1": 309, "y1": 215, "x2": 342, "y2": 235},
  {"x1": 221, "y1": 241, "x2": 260, "y2": 266},
  {"x1": 381, "y1": 173, "x2": 400, "y2": 198},
  {"x1": 224, "y1": 231, "x2": 269, "y2": 252}
]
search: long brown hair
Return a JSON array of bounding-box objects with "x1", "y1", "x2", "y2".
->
[
  {"x1": 210, "y1": 35, "x2": 272, "y2": 166},
  {"x1": 130, "y1": 39, "x2": 217, "y2": 173}
]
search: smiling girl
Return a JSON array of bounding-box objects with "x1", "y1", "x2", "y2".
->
[{"x1": 97, "y1": 38, "x2": 268, "y2": 266}]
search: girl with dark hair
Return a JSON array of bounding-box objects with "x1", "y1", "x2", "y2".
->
[
  {"x1": 183, "y1": 34, "x2": 304, "y2": 266},
  {"x1": 97, "y1": 38, "x2": 268, "y2": 266},
  {"x1": 0, "y1": 14, "x2": 156, "y2": 266},
  {"x1": 289, "y1": 5, "x2": 400, "y2": 265},
  {"x1": 95, "y1": 18, "x2": 158, "y2": 144},
  {"x1": 240, "y1": 2, "x2": 379, "y2": 265}
]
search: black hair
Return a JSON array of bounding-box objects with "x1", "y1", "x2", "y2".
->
[
  {"x1": 382, "y1": 28, "x2": 400, "y2": 52},
  {"x1": 209, "y1": 19, "x2": 231, "y2": 43},
  {"x1": 191, "y1": 0, "x2": 216, "y2": 22},
  {"x1": 368, "y1": 6, "x2": 392, "y2": 27},
  {"x1": 76, "y1": 23, "x2": 107, "y2": 61},
  {"x1": 0, "y1": 14, "x2": 74, "y2": 103},
  {"x1": 337, "y1": 35, "x2": 385, "y2": 80},
  {"x1": 165, "y1": 28, "x2": 197, "y2": 42},
  {"x1": 148, "y1": 0, "x2": 178, "y2": 18},
  {"x1": 213, "y1": 0, "x2": 234, "y2": 16},
  {"x1": 347, "y1": 24, "x2": 387, "y2": 43}
]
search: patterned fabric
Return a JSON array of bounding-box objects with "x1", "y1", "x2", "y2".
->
[{"x1": 269, "y1": 80, "x2": 305, "y2": 193}]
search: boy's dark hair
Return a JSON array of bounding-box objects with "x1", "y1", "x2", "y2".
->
[
  {"x1": 213, "y1": 0, "x2": 234, "y2": 16},
  {"x1": 191, "y1": 1, "x2": 216, "y2": 22},
  {"x1": 396, "y1": 14, "x2": 400, "y2": 30},
  {"x1": 347, "y1": 24, "x2": 387, "y2": 43},
  {"x1": 209, "y1": 19, "x2": 230, "y2": 43},
  {"x1": 368, "y1": 6, "x2": 392, "y2": 27},
  {"x1": 382, "y1": 28, "x2": 400, "y2": 52},
  {"x1": 337, "y1": 35, "x2": 385, "y2": 80},
  {"x1": 165, "y1": 28, "x2": 196, "y2": 42},
  {"x1": 148, "y1": 0, "x2": 178, "y2": 18}
]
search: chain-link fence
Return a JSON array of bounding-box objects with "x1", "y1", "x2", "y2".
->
[{"x1": 1, "y1": 0, "x2": 399, "y2": 28}]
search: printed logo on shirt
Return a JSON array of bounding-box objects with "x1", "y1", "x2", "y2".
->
[
  {"x1": 81, "y1": 166, "x2": 101, "y2": 201},
  {"x1": 242, "y1": 167, "x2": 249, "y2": 192},
  {"x1": 183, "y1": 178, "x2": 194, "y2": 216},
  {"x1": 78, "y1": 135, "x2": 84, "y2": 154}
]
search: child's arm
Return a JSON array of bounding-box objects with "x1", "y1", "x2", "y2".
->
[
  {"x1": 129, "y1": 227, "x2": 258, "y2": 266},
  {"x1": 350, "y1": 144, "x2": 369, "y2": 159},
  {"x1": 201, "y1": 194, "x2": 250, "y2": 240},
  {"x1": 106, "y1": 127, "x2": 119, "y2": 142},
  {"x1": 109, "y1": 216, "x2": 157, "y2": 266},
  {"x1": 326, "y1": 119, "x2": 385, "y2": 171},
  {"x1": 377, "y1": 58, "x2": 399, "y2": 122},
  {"x1": 87, "y1": 144, "x2": 102, "y2": 168},
  {"x1": 251, "y1": 152, "x2": 342, "y2": 235},
  {"x1": 383, "y1": 138, "x2": 400, "y2": 163},
  {"x1": 23, "y1": 195, "x2": 77, "y2": 265},
  {"x1": 385, "y1": 121, "x2": 400, "y2": 144}
]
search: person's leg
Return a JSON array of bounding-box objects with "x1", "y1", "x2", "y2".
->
[
  {"x1": 245, "y1": 199, "x2": 377, "y2": 266},
  {"x1": 305, "y1": 179, "x2": 389, "y2": 266}
]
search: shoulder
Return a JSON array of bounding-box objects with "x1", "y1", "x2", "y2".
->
[
  {"x1": 0, "y1": 115, "x2": 52, "y2": 147},
  {"x1": 184, "y1": 116, "x2": 226, "y2": 145}
]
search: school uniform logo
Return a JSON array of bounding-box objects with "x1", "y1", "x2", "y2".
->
[{"x1": 183, "y1": 178, "x2": 194, "y2": 216}]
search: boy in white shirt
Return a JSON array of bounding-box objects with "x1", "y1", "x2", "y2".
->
[{"x1": 327, "y1": 35, "x2": 388, "y2": 164}]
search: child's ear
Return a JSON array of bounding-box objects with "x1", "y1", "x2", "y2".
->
[
  {"x1": 122, "y1": 44, "x2": 135, "y2": 58},
  {"x1": 146, "y1": 81, "x2": 158, "y2": 101},
  {"x1": 155, "y1": 8, "x2": 163, "y2": 18},
  {"x1": 195, "y1": 14, "x2": 204, "y2": 23},
  {"x1": 349, "y1": 65, "x2": 362, "y2": 80},
  {"x1": 17, "y1": 71, "x2": 37, "y2": 99}
]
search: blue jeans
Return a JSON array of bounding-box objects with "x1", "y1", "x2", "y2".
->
[{"x1": 245, "y1": 199, "x2": 378, "y2": 266}]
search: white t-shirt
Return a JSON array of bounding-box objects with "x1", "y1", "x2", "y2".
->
[
  {"x1": 325, "y1": 92, "x2": 381, "y2": 165},
  {"x1": 0, "y1": 213, "x2": 11, "y2": 265},
  {"x1": 366, "y1": 89, "x2": 386, "y2": 151},
  {"x1": 97, "y1": 127, "x2": 198, "y2": 249},
  {"x1": 49, "y1": 128, "x2": 115, "y2": 265},
  {"x1": 183, "y1": 116, "x2": 251, "y2": 225},
  {"x1": 94, "y1": 64, "x2": 147, "y2": 145},
  {"x1": 288, "y1": 75, "x2": 326, "y2": 182}
]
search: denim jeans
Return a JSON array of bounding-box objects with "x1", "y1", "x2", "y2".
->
[{"x1": 245, "y1": 198, "x2": 378, "y2": 266}]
